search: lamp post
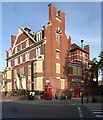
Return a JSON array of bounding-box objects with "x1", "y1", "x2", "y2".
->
[
  {"x1": 31, "y1": 60, "x2": 34, "y2": 92},
  {"x1": 4, "y1": 80, "x2": 7, "y2": 96},
  {"x1": 81, "y1": 39, "x2": 84, "y2": 105},
  {"x1": 86, "y1": 62, "x2": 91, "y2": 103}
]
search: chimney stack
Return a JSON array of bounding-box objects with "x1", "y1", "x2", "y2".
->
[{"x1": 48, "y1": 3, "x2": 56, "y2": 22}]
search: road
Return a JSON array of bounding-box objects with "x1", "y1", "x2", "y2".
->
[{"x1": 1, "y1": 99, "x2": 103, "y2": 119}]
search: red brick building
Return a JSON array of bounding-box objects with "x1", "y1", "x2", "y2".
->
[
  {"x1": 5, "y1": 4, "x2": 90, "y2": 98},
  {"x1": 65, "y1": 43, "x2": 90, "y2": 97},
  {"x1": 5, "y1": 4, "x2": 71, "y2": 97}
]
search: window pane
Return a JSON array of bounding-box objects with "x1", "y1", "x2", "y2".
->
[
  {"x1": 28, "y1": 65, "x2": 31, "y2": 76},
  {"x1": 8, "y1": 61, "x2": 11, "y2": 67},
  {"x1": 73, "y1": 66, "x2": 77, "y2": 75},
  {"x1": 20, "y1": 55, "x2": 22, "y2": 64},
  {"x1": 20, "y1": 67, "x2": 24, "y2": 76},
  {"x1": 13, "y1": 69, "x2": 17, "y2": 78},
  {"x1": 33, "y1": 63, "x2": 36, "y2": 73},
  {"x1": 25, "y1": 52, "x2": 29, "y2": 61},
  {"x1": 36, "y1": 46, "x2": 42, "y2": 57},
  {"x1": 26, "y1": 40, "x2": 29, "y2": 47},
  {"x1": 56, "y1": 33, "x2": 60, "y2": 42},
  {"x1": 56, "y1": 50, "x2": 60, "y2": 59},
  {"x1": 56, "y1": 63, "x2": 60, "y2": 74}
]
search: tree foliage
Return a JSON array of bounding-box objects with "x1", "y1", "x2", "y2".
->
[
  {"x1": 89, "y1": 51, "x2": 103, "y2": 79},
  {"x1": 89, "y1": 58, "x2": 98, "y2": 79},
  {"x1": 98, "y1": 51, "x2": 103, "y2": 67},
  {"x1": 88, "y1": 51, "x2": 103, "y2": 87}
]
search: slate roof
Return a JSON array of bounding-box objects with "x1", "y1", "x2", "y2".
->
[{"x1": 69, "y1": 43, "x2": 89, "y2": 54}]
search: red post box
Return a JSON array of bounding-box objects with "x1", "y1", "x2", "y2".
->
[{"x1": 74, "y1": 83, "x2": 80, "y2": 98}]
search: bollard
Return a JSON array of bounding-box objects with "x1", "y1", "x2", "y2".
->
[
  {"x1": 81, "y1": 93, "x2": 83, "y2": 105},
  {"x1": 87, "y1": 97, "x2": 89, "y2": 103}
]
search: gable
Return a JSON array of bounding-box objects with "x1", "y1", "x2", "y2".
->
[
  {"x1": 16, "y1": 33, "x2": 28, "y2": 45},
  {"x1": 11, "y1": 27, "x2": 36, "y2": 55},
  {"x1": 11, "y1": 28, "x2": 24, "y2": 54}
]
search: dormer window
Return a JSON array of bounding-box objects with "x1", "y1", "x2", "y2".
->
[
  {"x1": 37, "y1": 34, "x2": 39, "y2": 42},
  {"x1": 36, "y1": 31, "x2": 42, "y2": 42}
]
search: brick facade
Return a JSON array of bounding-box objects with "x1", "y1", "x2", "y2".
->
[
  {"x1": 67, "y1": 43, "x2": 90, "y2": 97},
  {"x1": 5, "y1": 4, "x2": 70, "y2": 96}
]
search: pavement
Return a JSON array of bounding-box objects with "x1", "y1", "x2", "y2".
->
[{"x1": 1, "y1": 96, "x2": 102, "y2": 107}]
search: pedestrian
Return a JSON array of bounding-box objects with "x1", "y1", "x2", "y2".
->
[
  {"x1": 29, "y1": 91, "x2": 32, "y2": 100},
  {"x1": 32, "y1": 91, "x2": 35, "y2": 100},
  {"x1": 55, "y1": 92, "x2": 57, "y2": 99},
  {"x1": 87, "y1": 97, "x2": 89, "y2": 103},
  {"x1": 61, "y1": 92, "x2": 65, "y2": 100},
  {"x1": 28, "y1": 90, "x2": 30, "y2": 100}
]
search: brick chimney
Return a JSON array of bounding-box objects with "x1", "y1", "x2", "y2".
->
[
  {"x1": 84, "y1": 45, "x2": 90, "y2": 59},
  {"x1": 11, "y1": 35, "x2": 16, "y2": 46},
  {"x1": 48, "y1": 3, "x2": 56, "y2": 22},
  {"x1": 84, "y1": 45, "x2": 90, "y2": 53},
  {"x1": 58, "y1": 10, "x2": 65, "y2": 31}
]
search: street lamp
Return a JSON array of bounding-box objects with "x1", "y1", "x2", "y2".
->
[
  {"x1": 81, "y1": 39, "x2": 84, "y2": 105},
  {"x1": 31, "y1": 60, "x2": 34, "y2": 92},
  {"x1": 4, "y1": 80, "x2": 7, "y2": 96},
  {"x1": 86, "y1": 61, "x2": 91, "y2": 103}
]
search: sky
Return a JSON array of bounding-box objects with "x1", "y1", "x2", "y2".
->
[{"x1": 0, "y1": 1, "x2": 101, "y2": 71}]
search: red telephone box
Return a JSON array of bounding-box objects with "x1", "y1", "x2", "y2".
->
[
  {"x1": 44, "y1": 83, "x2": 52, "y2": 100},
  {"x1": 74, "y1": 83, "x2": 80, "y2": 98}
]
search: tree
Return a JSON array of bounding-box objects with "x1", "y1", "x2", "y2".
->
[
  {"x1": 98, "y1": 51, "x2": 103, "y2": 67},
  {"x1": 90, "y1": 52, "x2": 103, "y2": 82},
  {"x1": 88, "y1": 58, "x2": 98, "y2": 96},
  {"x1": 98, "y1": 52, "x2": 103, "y2": 95},
  {"x1": 88, "y1": 52, "x2": 103, "y2": 95},
  {"x1": 90, "y1": 58, "x2": 98, "y2": 81}
]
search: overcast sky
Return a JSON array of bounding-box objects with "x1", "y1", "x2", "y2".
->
[{"x1": 0, "y1": 1, "x2": 101, "y2": 71}]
